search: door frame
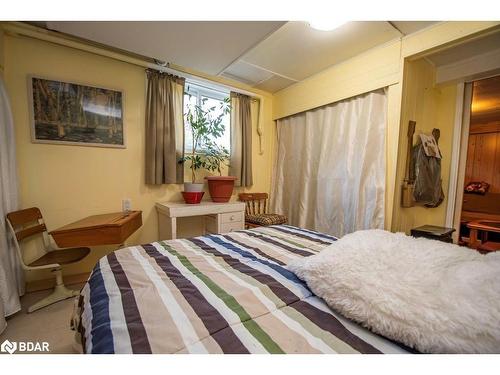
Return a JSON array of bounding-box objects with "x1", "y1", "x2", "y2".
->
[
  {"x1": 445, "y1": 82, "x2": 473, "y2": 242},
  {"x1": 445, "y1": 82, "x2": 466, "y2": 228}
]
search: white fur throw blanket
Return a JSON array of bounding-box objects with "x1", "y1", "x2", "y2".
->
[{"x1": 288, "y1": 229, "x2": 500, "y2": 353}]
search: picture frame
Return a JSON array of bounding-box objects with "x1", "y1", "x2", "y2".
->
[{"x1": 28, "y1": 75, "x2": 126, "y2": 148}]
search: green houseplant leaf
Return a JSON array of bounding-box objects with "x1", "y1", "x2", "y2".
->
[{"x1": 179, "y1": 94, "x2": 231, "y2": 182}]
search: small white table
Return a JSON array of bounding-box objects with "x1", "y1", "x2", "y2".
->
[{"x1": 156, "y1": 201, "x2": 246, "y2": 240}]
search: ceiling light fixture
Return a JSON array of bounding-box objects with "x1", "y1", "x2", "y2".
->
[{"x1": 308, "y1": 20, "x2": 347, "y2": 31}]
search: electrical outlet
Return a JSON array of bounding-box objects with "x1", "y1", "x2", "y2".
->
[{"x1": 122, "y1": 198, "x2": 131, "y2": 212}]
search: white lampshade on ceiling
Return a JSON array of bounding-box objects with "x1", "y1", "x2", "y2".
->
[{"x1": 308, "y1": 20, "x2": 348, "y2": 31}]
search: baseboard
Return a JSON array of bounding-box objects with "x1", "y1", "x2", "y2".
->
[{"x1": 26, "y1": 272, "x2": 90, "y2": 293}]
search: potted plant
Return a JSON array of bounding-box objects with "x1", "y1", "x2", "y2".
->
[
  {"x1": 204, "y1": 142, "x2": 237, "y2": 203},
  {"x1": 179, "y1": 96, "x2": 235, "y2": 203}
]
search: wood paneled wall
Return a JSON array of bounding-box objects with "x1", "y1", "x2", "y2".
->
[
  {"x1": 465, "y1": 75, "x2": 500, "y2": 193},
  {"x1": 465, "y1": 132, "x2": 500, "y2": 192},
  {"x1": 470, "y1": 75, "x2": 500, "y2": 129}
]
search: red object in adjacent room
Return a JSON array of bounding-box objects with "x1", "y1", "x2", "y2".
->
[{"x1": 181, "y1": 191, "x2": 204, "y2": 204}]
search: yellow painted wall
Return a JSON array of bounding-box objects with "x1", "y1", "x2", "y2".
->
[
  {"x1": 391, "y1": 59, "x2": 457, "y2": 233},
  {"x1": 3, "y1": 34, "x2": 275, "y2": 282}
]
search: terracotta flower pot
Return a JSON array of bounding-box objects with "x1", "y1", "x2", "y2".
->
[{"x1": 205, "y1": 176, "x2": 237, "y2": 202}]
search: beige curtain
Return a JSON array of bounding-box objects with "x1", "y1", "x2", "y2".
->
[
  {"x1": 145, "y1": 70, "x2": 185, "y2": 184},
  {"x1": 229, "y1": 92, "x2": 253, "y2": 187},
  {"x1": 271, "y1": 89, "x2": 387, "y2": 237},
  {"x1": 1, "y1": 76, "x2": 23, "y2": 333}
]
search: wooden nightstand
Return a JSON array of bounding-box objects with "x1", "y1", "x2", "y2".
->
[{"x1": 410, "y1": 225, "x2": 455, "y2": 243}]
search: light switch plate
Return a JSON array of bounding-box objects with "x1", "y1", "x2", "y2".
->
[{"x1": 122, "y1": 198, "x2": 131, "y2": 212}]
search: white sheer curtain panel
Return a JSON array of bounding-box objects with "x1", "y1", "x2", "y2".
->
[
  {"x1": 271, "y1": 89, "x2": 387, "y2": 237},
  {"x1": 0, "y1": 76, "x2": 23, "y2": 333}
]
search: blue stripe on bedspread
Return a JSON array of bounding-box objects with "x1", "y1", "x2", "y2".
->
[
  {"x1": 281, "y1": 225, "x2": 338, "y2": 241},
  {"x1": 88, "y1": 260, "x2": 114, "y2": 353},
  {"x1": 203, "y1": 234, "x2": 307, "y2": 286}
]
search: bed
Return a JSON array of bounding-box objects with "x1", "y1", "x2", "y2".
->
[{"x1": 74, "y1": 225, "x2": 412, "y2": 354}]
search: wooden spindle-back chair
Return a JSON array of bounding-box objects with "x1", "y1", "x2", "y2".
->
[
  {"x1": 240, "y1": 193, "x2": 268, "y2": 216},
  {"x1": 238, "y1": 193, "x2": 287, "y2": 229}
]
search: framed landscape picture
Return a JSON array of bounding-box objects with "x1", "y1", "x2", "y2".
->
[{"x1": 28, "y1": 76, "x2": 125, "y2": 148}]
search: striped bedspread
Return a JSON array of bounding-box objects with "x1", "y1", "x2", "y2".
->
[{"x1": 77, "y1": 225, "x2": 410, "y2": 354}]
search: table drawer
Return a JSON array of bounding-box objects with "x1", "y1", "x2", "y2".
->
[
  {"x1": 205, "y1": 213, "x2": 244, "y2": 234},
  {"x1": 220, "y1": 221, "x2": 244, "y2": 233},
  {"x1": 220, "y1": 211, "x2": 244, "y2": 224}
]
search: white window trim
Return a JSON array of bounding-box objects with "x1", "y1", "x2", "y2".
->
[{"x1": 185, "y1": 82, "x2": 229, "y2": 103}]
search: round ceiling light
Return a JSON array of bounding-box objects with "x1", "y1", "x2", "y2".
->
[{"x1": 308, "y1": 20, "x2": 347, "y2": 31}]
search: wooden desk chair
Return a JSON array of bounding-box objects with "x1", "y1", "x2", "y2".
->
[
  {"x1": 6, "y1": 207, "x2": 90, "y2": 313},
  {"x1": 238, "y1": 193, "x2": 287, "y2": 229},
  {"x1": 467, "y1": 220, "x2": 500, "y2": 253}
]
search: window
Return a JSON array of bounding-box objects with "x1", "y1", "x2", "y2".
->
[{"x1": 183, "y1": 83, "x2": 230, "y2": 153}]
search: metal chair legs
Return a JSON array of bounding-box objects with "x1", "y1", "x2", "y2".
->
[{"x1": 27, "y1": 268, "x2": 79, "y2": 313}]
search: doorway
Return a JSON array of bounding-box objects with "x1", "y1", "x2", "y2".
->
[{"x1": 454, "y1": 75, "x2": 500, "y2": 250}]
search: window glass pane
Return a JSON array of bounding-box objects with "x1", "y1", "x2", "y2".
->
[
  {"x1": 183, "y1": 93, "x2": 197, "y2": 152},
  {"x1": 201, "y1": 96, "x2": 230, "y2": 151},
  {"x1": 183, "y1": 85, "x2": 230, "y2": 154}
]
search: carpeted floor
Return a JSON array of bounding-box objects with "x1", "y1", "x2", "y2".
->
[{"x1": 0, "y1": 283, "x2": 84, "y2": 354}]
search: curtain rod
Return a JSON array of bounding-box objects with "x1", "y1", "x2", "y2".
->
[
  {"x1": 157, "y1": 65, "x2": 262, "y2": 101},
  {"x1": 185, "y1": 79, "x2": 259, "y2": 103},
  {"x1": 2, "y1": 22, "x2": 264, "y2": 100}
]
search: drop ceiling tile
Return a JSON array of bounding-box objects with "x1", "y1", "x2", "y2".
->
[
  {"x1": 254, "y1": 75, "x2": 296, "y2": 93},
  {"x1": 46, "y1": 21, "x2": 286, "y2": 75},
  {"x1": 390, "y1": 21, "x2": 438, "y2": 35},
  {"x1": 243, "y1": 21, "x2": 401, "y2": 81},
  {"x1": 220, "y1": 71, "x2": 256, "y2": 86},
  {"x1": 222, "y1": 60, "x2": 274, "y2": 85}
]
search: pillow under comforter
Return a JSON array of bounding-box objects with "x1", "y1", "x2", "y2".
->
[{"x1": 288, "y1": 229, "x2": 500, "y2": 353}]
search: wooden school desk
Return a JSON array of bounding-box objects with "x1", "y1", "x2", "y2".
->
[{"x1": 50, "y1": 211, "x2": 142, "y2": 248}]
